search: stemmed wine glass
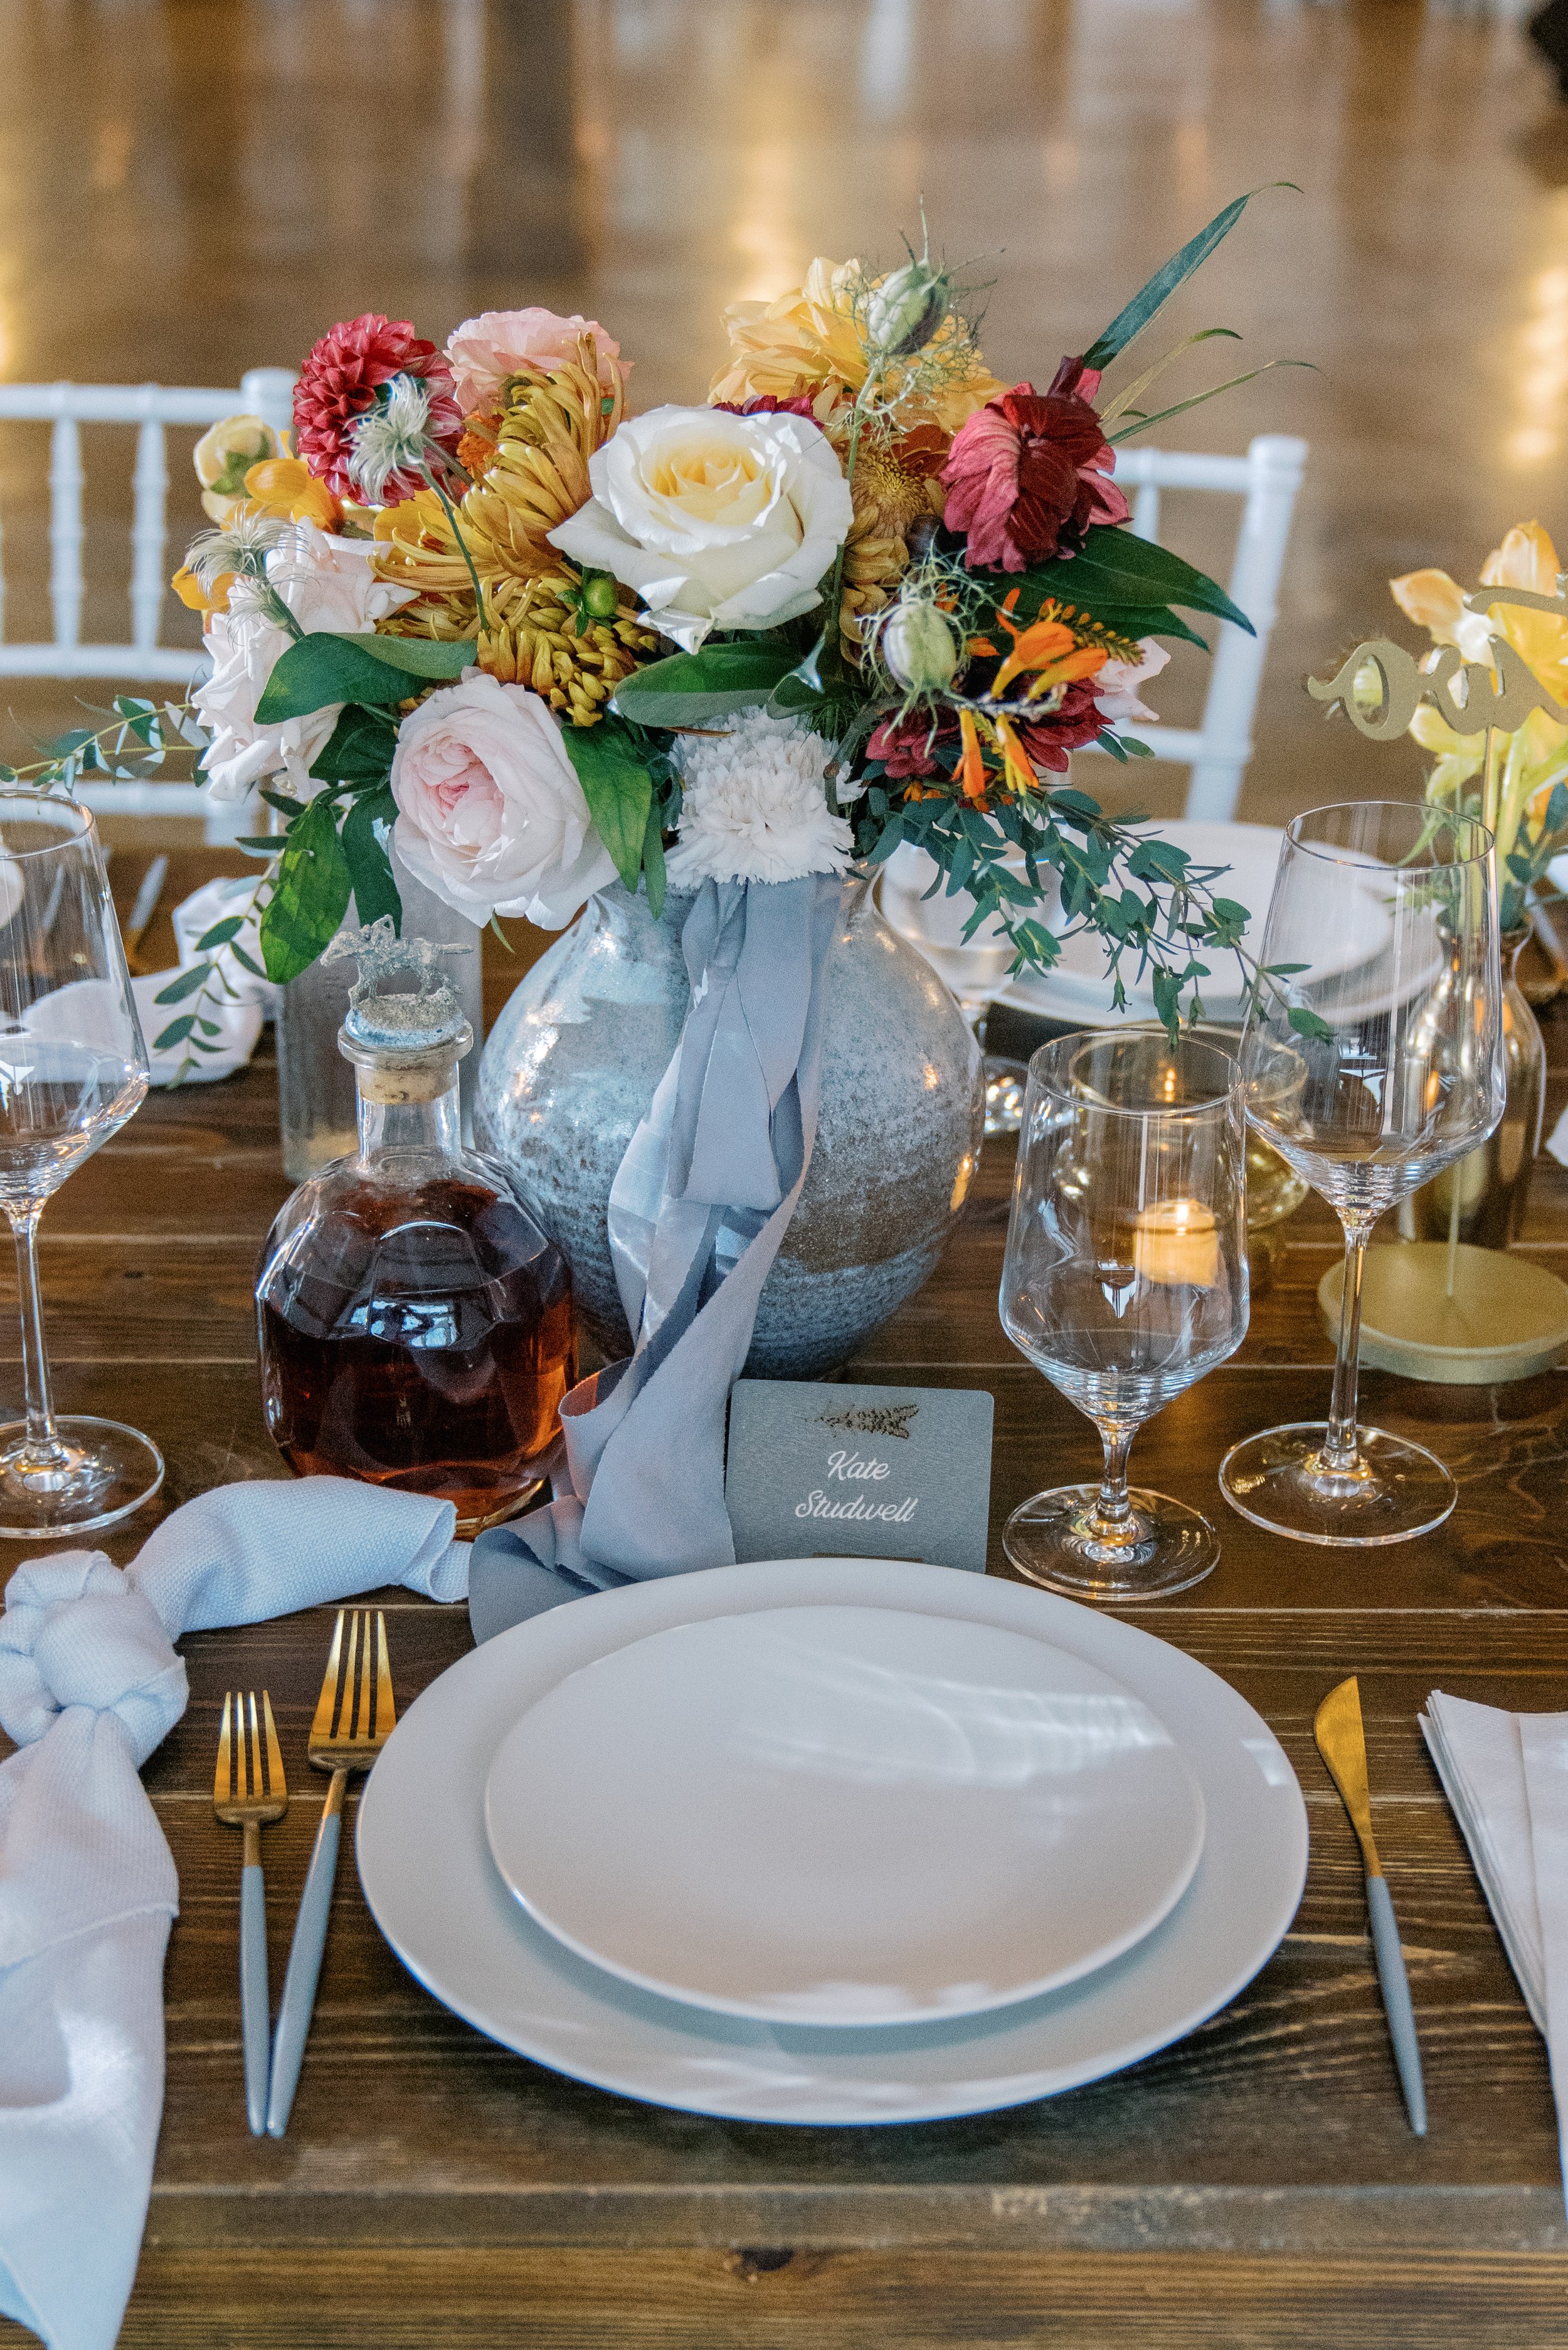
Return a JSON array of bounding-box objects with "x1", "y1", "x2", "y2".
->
[
  {"x1": 1219, "y1": 801, "x2": 1503, "y2": 1546},
  {"x1": 0, "y1": 793, "x2": 162, "y2": 1536},
  {"x1": 1000, "y1": 1026, "x2": 1249, "y2": 1600}
]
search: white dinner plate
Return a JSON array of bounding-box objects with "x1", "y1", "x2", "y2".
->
[
  {"x1": 482, "y1": 1605, "x2": 1206, "y2": 2028},
  {"x1": 357, "y1": 1559, "x2": 1308, "y2": 2125},
  {"x1": 993, "y1": 820, "x2": 1403, "y2": 1026}
]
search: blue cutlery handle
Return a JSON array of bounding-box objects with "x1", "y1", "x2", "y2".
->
[
  {"x1": 266, "y1": 1799, "x2": 342, "y2": 2138},
  {"x1": 1367, "y1": 1871, "x2": 1427, "y2": 2137},
  {"x1": 240, "y1": 1863, "x2": 270, "y2": 2137}
]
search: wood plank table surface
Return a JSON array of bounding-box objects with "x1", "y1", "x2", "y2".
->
[{"x1": 5, "y1": 849, "x2": 1568, "y2": 2347}]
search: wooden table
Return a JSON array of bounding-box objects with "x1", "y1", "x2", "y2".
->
[{"x1": 4, "y1": 852, "x2": 1568, "y2": 2347}]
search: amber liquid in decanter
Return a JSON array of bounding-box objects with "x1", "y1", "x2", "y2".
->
[{"x1": 256, "y1": 949, "x2": 575, "y2": 1533}]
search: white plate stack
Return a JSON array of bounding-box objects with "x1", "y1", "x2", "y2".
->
[{"x1": 357, "y1": 1559, "x2": 1308, "y2": 2125}]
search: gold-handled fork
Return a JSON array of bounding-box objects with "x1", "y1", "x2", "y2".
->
[
  {"x1": 213, "y1": 1691, "x2": 288, "y2": 2136},
  {"x1": 265, "y1": 1609, "x2": 397, "y2": 2137}
]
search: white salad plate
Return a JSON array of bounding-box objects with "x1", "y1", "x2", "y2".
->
[
  {"x1": 357, "y1": 1559, "x2": 1308, "y2": 2125},
  {"x1": 481, "y1": 1604, "x2": 1206, "y2": 2028}
]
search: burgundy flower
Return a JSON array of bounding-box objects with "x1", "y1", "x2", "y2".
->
[
  {"x1": 711, "y1": 393, "x2": 822, "y2": 420},
  {"x1": 1014, "y1": 680, "x2": 1108, "y2": 773},
  {"x1": 940, "y1": 379, "x2": 1129, "y2": 572},
  {"x1": 294, "y1": 313, "x2": 464, "y2": 502},
  {"x1": 867, "y1": 711, "x2": 955, "y2": 780}
]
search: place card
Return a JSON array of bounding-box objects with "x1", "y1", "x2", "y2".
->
[{"x1": 725, "y1": 1379, "x2": 994, "y2": 1574}]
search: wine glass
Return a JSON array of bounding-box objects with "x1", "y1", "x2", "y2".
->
[
  {"x1": 999, "y1": 1025, "x2": 1249, "y2": 1600},
  {"x1": 1219, "y1": 800, "x2": 1503, "y2": 1546},
  {"x1": 0, "y1": 793, "x2": 162, "y2": 1537}
]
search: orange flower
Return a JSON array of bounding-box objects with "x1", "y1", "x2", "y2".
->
[
  {"x1": 991, "y1": 611, "x2": 1109, "y2": 699},
  {"x1": 993, "y1": 714, "x2": 1037, "y2": 797},
  {"x1": 171, "y1": 564, "x2": 233, "y2": 617},
  {"x1": 958, "y1": 707, "x2": 990, "y2": 802},
  {"x1": 241, "y1": 457, "x2": 342, "y2": 531}
]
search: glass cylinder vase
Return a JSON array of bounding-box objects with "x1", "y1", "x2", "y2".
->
[
  {"x1": 1396, "y1": 924, "x2": 1544, "y2": 1250},
  {"x1": 275, "y1": 849, "x2": 485, "y2": 1182}
]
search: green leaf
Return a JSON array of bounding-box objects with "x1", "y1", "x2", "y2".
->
[
  {"x1": 154, "y1": 1015, "x2": 196, "y2": 1049},
  {"x1": 561, "y1": 717, "x2": 654, "y2": 892},
  {"x1": 255, "y1": 632, "x2": 472, "y2": 724},
  {"x1": 195, "y1": 916, "x2": 245, "y2": 950},
  {"x1": 1287, "y1": 1003, "x2": 1333, "y2": 1045},
  {"x1": 1106, "y1": 360, "x2": 1313, "y2": 448},
  {"x1": 1015, "y1": 526, "x2": 1253, "y2": 636},
  {"x1": 612, "y1": 643, "x2": 798, "y2": 730},
  {"x1": 258, "y1": 794, "x2": 354, "y2": 983},
  {"x1": 335, "y1": 633, "x2": 477, "y2": 679},
  {"x1": 152, "y1": 961, "x2": 213, "y2": 1006},
  {"x1": 308, "y1": 704, "x2": 400, "y2": 789},
  {"x1": 341, "y1": 786, "x2": 402, "y2": 930},
  {"x1": 641, "y1": 800, "x2": 666, "y2": 922},
  {"x1": 229, "y1": 942, "x2": 269, "y2": 981},
  {"x1": 1081, "y1": 185, "x2": 1299, "y2": 371}
]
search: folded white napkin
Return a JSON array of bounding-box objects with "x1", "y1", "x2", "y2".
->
[
  {"x1": 139, "y1": 874, "x2": 278, "y2": 1086},
  {"x1": 1421, "y1": 1691, "x2": 1568, "y2": 2203},
  {"x1": 0, "y1": 1479, "x2": 469, "y2": 2350}
]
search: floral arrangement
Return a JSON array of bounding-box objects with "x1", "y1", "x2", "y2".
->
[
  {"x1": 1391, "y1": 521, "x2": 1568, "y2": 931},
  {"x1": 3, "y1": 194, "x2": 1298, "y2": 1067}
]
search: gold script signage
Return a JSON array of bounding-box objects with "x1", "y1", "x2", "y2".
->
[{"x1": 1307, "y1": 584, "x2": 1568, "y2": 741}]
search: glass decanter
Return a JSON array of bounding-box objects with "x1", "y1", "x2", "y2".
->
[{"x1": 257, "y1": 925, "x2": 576, "y2": 1533}]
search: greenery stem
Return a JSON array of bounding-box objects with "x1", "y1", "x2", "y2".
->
[{"x1": 430, "y1": 479, "x2": 487, "y2": 628}]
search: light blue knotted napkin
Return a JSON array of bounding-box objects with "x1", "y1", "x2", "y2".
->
[
  {"x1": 468, "y1": 873, "x2": 844, "y2": 1643},
  {"x1": 0, "y1": 1479, "x2": 469, "y2": 2350}
]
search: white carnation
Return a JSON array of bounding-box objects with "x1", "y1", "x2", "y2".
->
[{"x1": 665, "y1": 707, "x2": 854, "y2": 887}]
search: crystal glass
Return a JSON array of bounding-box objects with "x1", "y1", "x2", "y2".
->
[
  {"x1": 0, "y1": 794, "x2": 162, "y2": 1536},
  {"x1": 1219, "y1": 801, "x2": 1503, "y2": 1546},
  {"x1": 1000, "y1": 1026, "x2": 1249, "y2": 1600}
]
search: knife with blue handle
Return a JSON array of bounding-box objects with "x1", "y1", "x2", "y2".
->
[{"x1": 1315, "y1": 1675, "x2": 1427, "y2": 2136}]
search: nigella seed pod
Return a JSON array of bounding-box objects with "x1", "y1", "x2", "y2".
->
[
  {"x1": 881, "y1": 598, "x2": 961, "y2": 693},
  {"x1": 867, "y1": 262, "x2": 952, "y2": 359},
  {"x1": 580, "y1": 569, "x2": 620, "y2": 621}
]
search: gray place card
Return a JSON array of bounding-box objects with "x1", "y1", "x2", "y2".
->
[{"x1": 725, "y1": 1379, "x2": 994, "y2": 1574}]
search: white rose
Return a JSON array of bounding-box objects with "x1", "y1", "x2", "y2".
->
[
  {"x1": 1093, "y1": 638, "x2": 1171, "y2": 727},
  {"x1": 390, "y1": 670, "x2": 618, "y2": 928},
  {"x1": 547, "y1": 404, "x2": 852, "y2": 652},
  {"x1": 193, "y1": 523, "x2": 415, "y2": 804}
]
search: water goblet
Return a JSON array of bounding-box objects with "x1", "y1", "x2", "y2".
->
[
  {"x1": 1000, "y1": 1025, "x2": 1249, "y2": 1600},
  {"x1": 1218, "y1": 801, "x2": 1503, "y2": 1545},
  {"x1": 0, "y1": 794, "x2": 162, "y2": 1537}
]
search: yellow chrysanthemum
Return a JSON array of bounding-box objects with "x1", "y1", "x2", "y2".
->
[
  {"x1": 372, "y1": 350, "x2": 660, "y2": 721},
  {"x1": 711, "y1": 256, "x2": 1004, "y2": 437}
]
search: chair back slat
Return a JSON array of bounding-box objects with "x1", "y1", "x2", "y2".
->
[
  {"x1": 48, "y1": 412, "x2": 85, "y2": 652},
  {"x1": 1096, "y1": 433, "x2": 1308, "y2": 818},
  {"x1": 130, "y1": 415, "x2": 169, "y2": 653}
]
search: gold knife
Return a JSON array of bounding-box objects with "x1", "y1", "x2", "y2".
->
[{"x1": 1314, "y1": 1675, "x2": 1427, "y2": 2135}]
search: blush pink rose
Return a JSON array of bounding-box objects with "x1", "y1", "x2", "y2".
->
[
  {"x1": 389, "y1": 671, "x2": 617, "y2": 928},
  {"x1": 444, "y1": 309, "x2": 625, "y2": 413}
]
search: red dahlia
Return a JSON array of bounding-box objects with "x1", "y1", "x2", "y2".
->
[
  {"x1": 293, "y1": 313, "x2": 464, "y2": 501},
  {"x1": 867, "y1": 711, "x2": 956, "y2": 780},
  {"x1": 941, "y1": 377, "x2": 1128, "y2": 572},
  {"x1": 711, "y1": 393, "x2": 823, "y2": 420},
  {"x1": 1014, "y1": 680, "x2": 1108, "y2": 772}
]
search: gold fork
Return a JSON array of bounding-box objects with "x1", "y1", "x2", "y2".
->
[
  {"x1": 213, "y1": 1690, "x2": 287, "y2": 2137},
  {"x1": 265, "y1": 1609, "x2": 397, "y2": 2137}
]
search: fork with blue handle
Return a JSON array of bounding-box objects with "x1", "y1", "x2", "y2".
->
[
  {"x1": 266, "y1": 1609, "x2": 398, "y2": 2137},
  {"x1": 213, "y1": 1691, "x2": 287, "y2": 2136}
]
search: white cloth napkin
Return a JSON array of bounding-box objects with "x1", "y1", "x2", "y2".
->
[
  {"x1": 0, "y1": 1479, "x2": 469, "y2": 2350},
  {"x1": 1421, "y1": 1691, "x2": 1568, "y2": 2203},
  {"x1": 139, "y1": 874, "x2": 278, "y2": 1086}
]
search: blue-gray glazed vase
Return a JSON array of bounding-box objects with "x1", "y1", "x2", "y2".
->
[{"x1": 475, "y1": 874, "x2": 984, "y2": 1378}]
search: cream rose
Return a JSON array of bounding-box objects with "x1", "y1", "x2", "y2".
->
[
  {"x1": 193, "y1": 523, "x2": 414, "y2": 803},
  {"x1": 547, "y1": 405, "x2": 853, "y2": 652},
  {"x1": 389, "y1": 672, "x2": 618, "y2": 928},
  {"x1": 445, "y1": 308, "x2": 623, "y2": 412},
  {"x1": 194, "y1": 413, "x2": 284, "y2": 525}
]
